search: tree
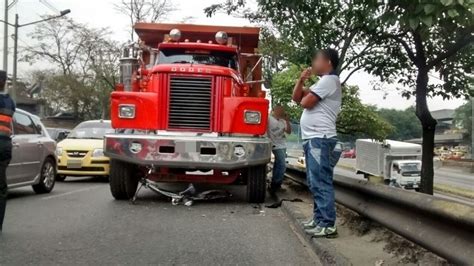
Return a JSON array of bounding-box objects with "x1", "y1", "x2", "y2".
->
[
  {"x1": 115, "y1": 0, "x2": 174, "y2": 41},
  {"x1": 271, "y1": 64, "x2": 392, "y2": 140},
  {"x1": 377, "y1": 107, "x2": 422, "y2": 141},
  {"x1": 359, "y1": 1, "x2": 474, "y2": 194},
  {"x1": 454, "y1": 101, "x2": 473, "y2": 141},
  {"x1": 22, "y1": 17, "x2": 121, "y2": 120}
]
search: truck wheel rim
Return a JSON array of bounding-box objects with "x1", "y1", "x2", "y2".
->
[{"x1": 43, "y1": 162, "x2": 55, "y2": 188}]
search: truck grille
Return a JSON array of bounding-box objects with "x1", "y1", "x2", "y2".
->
[{"x1": 168, "y1": 76, "x2": 212, "y2": 130}]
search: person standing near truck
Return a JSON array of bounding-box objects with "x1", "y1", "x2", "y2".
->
[
  {"x1": 267, "y1": 105, "x2": 291, "y2": 194},
  {"x1": 292, "y1": 49, "x2": 342, "y2": 238},
  {"x1": 0, "y1": 70, "x2": 15, "y2": 232}
]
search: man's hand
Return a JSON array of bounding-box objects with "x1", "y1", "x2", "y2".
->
[
  {"x1": 293, "y1": 67, "x2": 312, "y2": 103},
  {"x1": 299, "y1": 67, "x2": 312, "y2": 82}
]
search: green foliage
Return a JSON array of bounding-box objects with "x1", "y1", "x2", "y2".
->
[
  {"x1": 206, "y1": 0, "x2": 381, "y2": 85},
  {"x1": 270, "y1": 65, "x2": 392, "y2": 140},
  {"x1": 363, "y1": 0, "x2": 473, "y2": 100},
  {"x1": 270, "y1": 64, "x2": 312, "y2": 120},
  {"x1": 337, "y1": 86, "x2": 393, "y2": 141},
  {"x1": 454, "y1": 101, "x2": 473, "y2": 140},
  {"x1": 376, "y1": 107, "x2": 422, "y2": 141}
]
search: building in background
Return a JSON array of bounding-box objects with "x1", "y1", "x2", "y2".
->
[{"x1": 407, "y1": 109, "x2": 467, "y2": 147}]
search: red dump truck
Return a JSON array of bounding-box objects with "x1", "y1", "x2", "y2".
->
[{"x1": 104, "y1": 23, "x2": 270, "y2": 203}]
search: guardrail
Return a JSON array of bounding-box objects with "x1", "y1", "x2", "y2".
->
[{"x1": 285, "y1": 165, "x2": 474, "y2": 265}]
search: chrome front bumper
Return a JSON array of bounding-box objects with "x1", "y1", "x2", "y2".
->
[{"x1": 104, "y1": 133, "x2": 271, "y2": 170}]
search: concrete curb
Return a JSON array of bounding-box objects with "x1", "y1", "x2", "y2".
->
[{"x1": 280, "y1": 201, "x2": 352, "y2": 266}]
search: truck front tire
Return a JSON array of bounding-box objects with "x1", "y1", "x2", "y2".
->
[
  {"x1": 109, "y1": 160, "x2": 139, "y2": 200},
  {"x1": 246, "y1": 164, "x2": 266, "y2": 203}
]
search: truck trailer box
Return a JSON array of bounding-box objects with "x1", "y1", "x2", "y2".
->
[{"x1": 356, "y1": 139, "x2": 422, "y2": 179}]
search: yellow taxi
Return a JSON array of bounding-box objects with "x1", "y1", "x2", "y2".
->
[{"x1": 56, "y1": 120, "x2": 113, "y2": 181}]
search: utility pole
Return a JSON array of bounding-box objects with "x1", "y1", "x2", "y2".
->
[
  {"x1": 11, "y1": 13, "x2": 16, "y2": 101},
  {"x1": 471, "y1": 96, "x2": 473, "y2": 160},
  {"x1": 0, "y1": 9, "x2": 70, "y2": 102},
  {"x1": 3, "y1": 0, "x2": 8, "y2": 72}
]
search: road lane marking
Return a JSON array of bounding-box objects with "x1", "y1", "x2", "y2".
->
[{"x1": 42, "y1": 186, "x2": 103, "y2": 200}]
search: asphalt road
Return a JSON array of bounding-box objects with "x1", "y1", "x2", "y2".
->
[
  {"x1": 334, "y1": 165, "x2": 474, "y2": 206},
  {"x1": 0, "y1": 178, "x2": 320, "y2": 265},
  {"x1": 337, "y1": 158, "x2": 474, "y2": 190}
]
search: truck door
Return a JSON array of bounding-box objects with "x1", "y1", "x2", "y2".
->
[{"x1": 391, "y1": 162, "x2": 400, "y2": 182}]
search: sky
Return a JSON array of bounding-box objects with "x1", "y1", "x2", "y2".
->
[{"x1": 1, "y1": 0, "x2": 468, "y2": 111}]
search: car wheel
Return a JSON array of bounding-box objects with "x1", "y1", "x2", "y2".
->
[
  {"x1": 100, "y1": 175, "x2": 110, "y2": 183},
  {"x1": 56, "y1": 175, "x2": 66, "y2": 182},
  {"x1": 32, "y1": 158, "x2": 56, "y2": 194},
  {"x1": 246, "y1": 164, "x2": 266, "y2": 203},
  {"x1": 109, "y1": 160, "x2": 139, "y2": 200}
]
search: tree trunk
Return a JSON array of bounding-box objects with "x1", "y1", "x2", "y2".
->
[{"x1": 415, "y1": 67, "x2": 437, "y2": 195}]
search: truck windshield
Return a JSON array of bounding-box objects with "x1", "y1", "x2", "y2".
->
[
  {"x1": 68, "y1": 122, "x2": 114, "y2": 140},
  {"x1": 400, "y1": 163, "x2": 421, "y2": 175},
  {"x1": 157, "y1": 48, "x2": 238, "y2": 70}
]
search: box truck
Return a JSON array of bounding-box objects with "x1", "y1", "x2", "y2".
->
[{"x1": 356, "y1": 139, "x2": 422, "y2": 189}]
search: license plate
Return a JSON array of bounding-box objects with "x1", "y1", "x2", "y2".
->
[
  {"x1": 176, "y1": 141, "x2": 197, "y2": 152},
  {"x1": 67, "y1": 160, "x2": 82, "y2": 169}
]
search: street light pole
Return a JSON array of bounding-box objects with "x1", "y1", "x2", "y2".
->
[
  {"x1": 0, "y1": 9, "x2": 71, "y2": 102},
  {"x1": 3, "y1": 0, "x2": 8, "y2": 72},
  {"x1": 11, "y1": 13, "x2": 17, "y2": 101}
]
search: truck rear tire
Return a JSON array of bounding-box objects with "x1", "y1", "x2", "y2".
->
[
  {"x1": 109, "y1": 160, "x2": 139, "y2": 200},
  {"x1": 246, "y1": 164, "x2": 266, "y2": 203}
]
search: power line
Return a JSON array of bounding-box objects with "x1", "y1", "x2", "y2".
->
[
  {"x1": 39, "y1": 0, "x2": 59, "y2": 13},
  {"x1": 8, "y1": 0, "x2": 19, "y2": 9}
]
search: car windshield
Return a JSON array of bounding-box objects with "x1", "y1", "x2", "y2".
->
[
  {"x1": 157, "y1": 48, "x2": 238, "y2": 70},
  {"x1": 68, "y1": 122, "x2": 113, "y2": 139},
  {"x1": 400, "y1": 163, "x2": 421, "y2": 172}
]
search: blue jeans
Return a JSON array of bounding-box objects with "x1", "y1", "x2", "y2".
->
[
  {"x1": 271, "y1": 148, "x2": 286, "y2": 189},
  {"x1": 303, "y1": 137, "x2": 341, "y2": 227}
]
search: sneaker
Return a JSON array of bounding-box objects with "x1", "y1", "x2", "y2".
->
[
  {"x1": 302, "y1": 219, "x2": 317, "y2": 229},
  {"x1": 305, "y1": 226, "x2": 338, "y2": 238}
]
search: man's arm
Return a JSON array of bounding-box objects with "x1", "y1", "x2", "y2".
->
[
  {"x1": 300, "y1": 76, "x2": 336, "y2": 109},
  {"x1": 292, "y1": 68, "x2": 312, "y2": 103},
  {"x1": 284, "y1": 118, "x2": 292, "y2": 134},
  {"x1": 300, "y1": 93, "x2": 320, "y2": 109}
]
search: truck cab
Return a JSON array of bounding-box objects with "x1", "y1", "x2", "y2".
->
[
  {"x1": 390, "y1": 160, "x2": 421, "y2": 189},
  {"x1": 104, "y1": 23, "x2": 270, "y2": 203}
]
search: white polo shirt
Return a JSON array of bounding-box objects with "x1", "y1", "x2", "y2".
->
[{"x1": 300, "y1": 75, "x2": 341, "y2": 140}]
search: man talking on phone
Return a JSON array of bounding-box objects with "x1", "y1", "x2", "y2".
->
[{"x1": 292, "y1": 49, "x2": 342, "y2": 238}]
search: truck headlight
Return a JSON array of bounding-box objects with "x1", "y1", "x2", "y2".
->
[
  {"x1": 244, "y1": 110, "x2": 261, "y2": 124},
  {"x1": 119, "y1": 104, "x2": 135, "y2": 119},
  {"x1": 92, "y1": 148, "x2": 104, "y2": 157},
  {"x1": 55, "y1": 147, "x2": 63, "y2": 157}
]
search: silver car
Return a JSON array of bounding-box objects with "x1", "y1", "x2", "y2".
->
[{"x1": 7, "y1": 109, "x2": 57, "y2": 193}]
